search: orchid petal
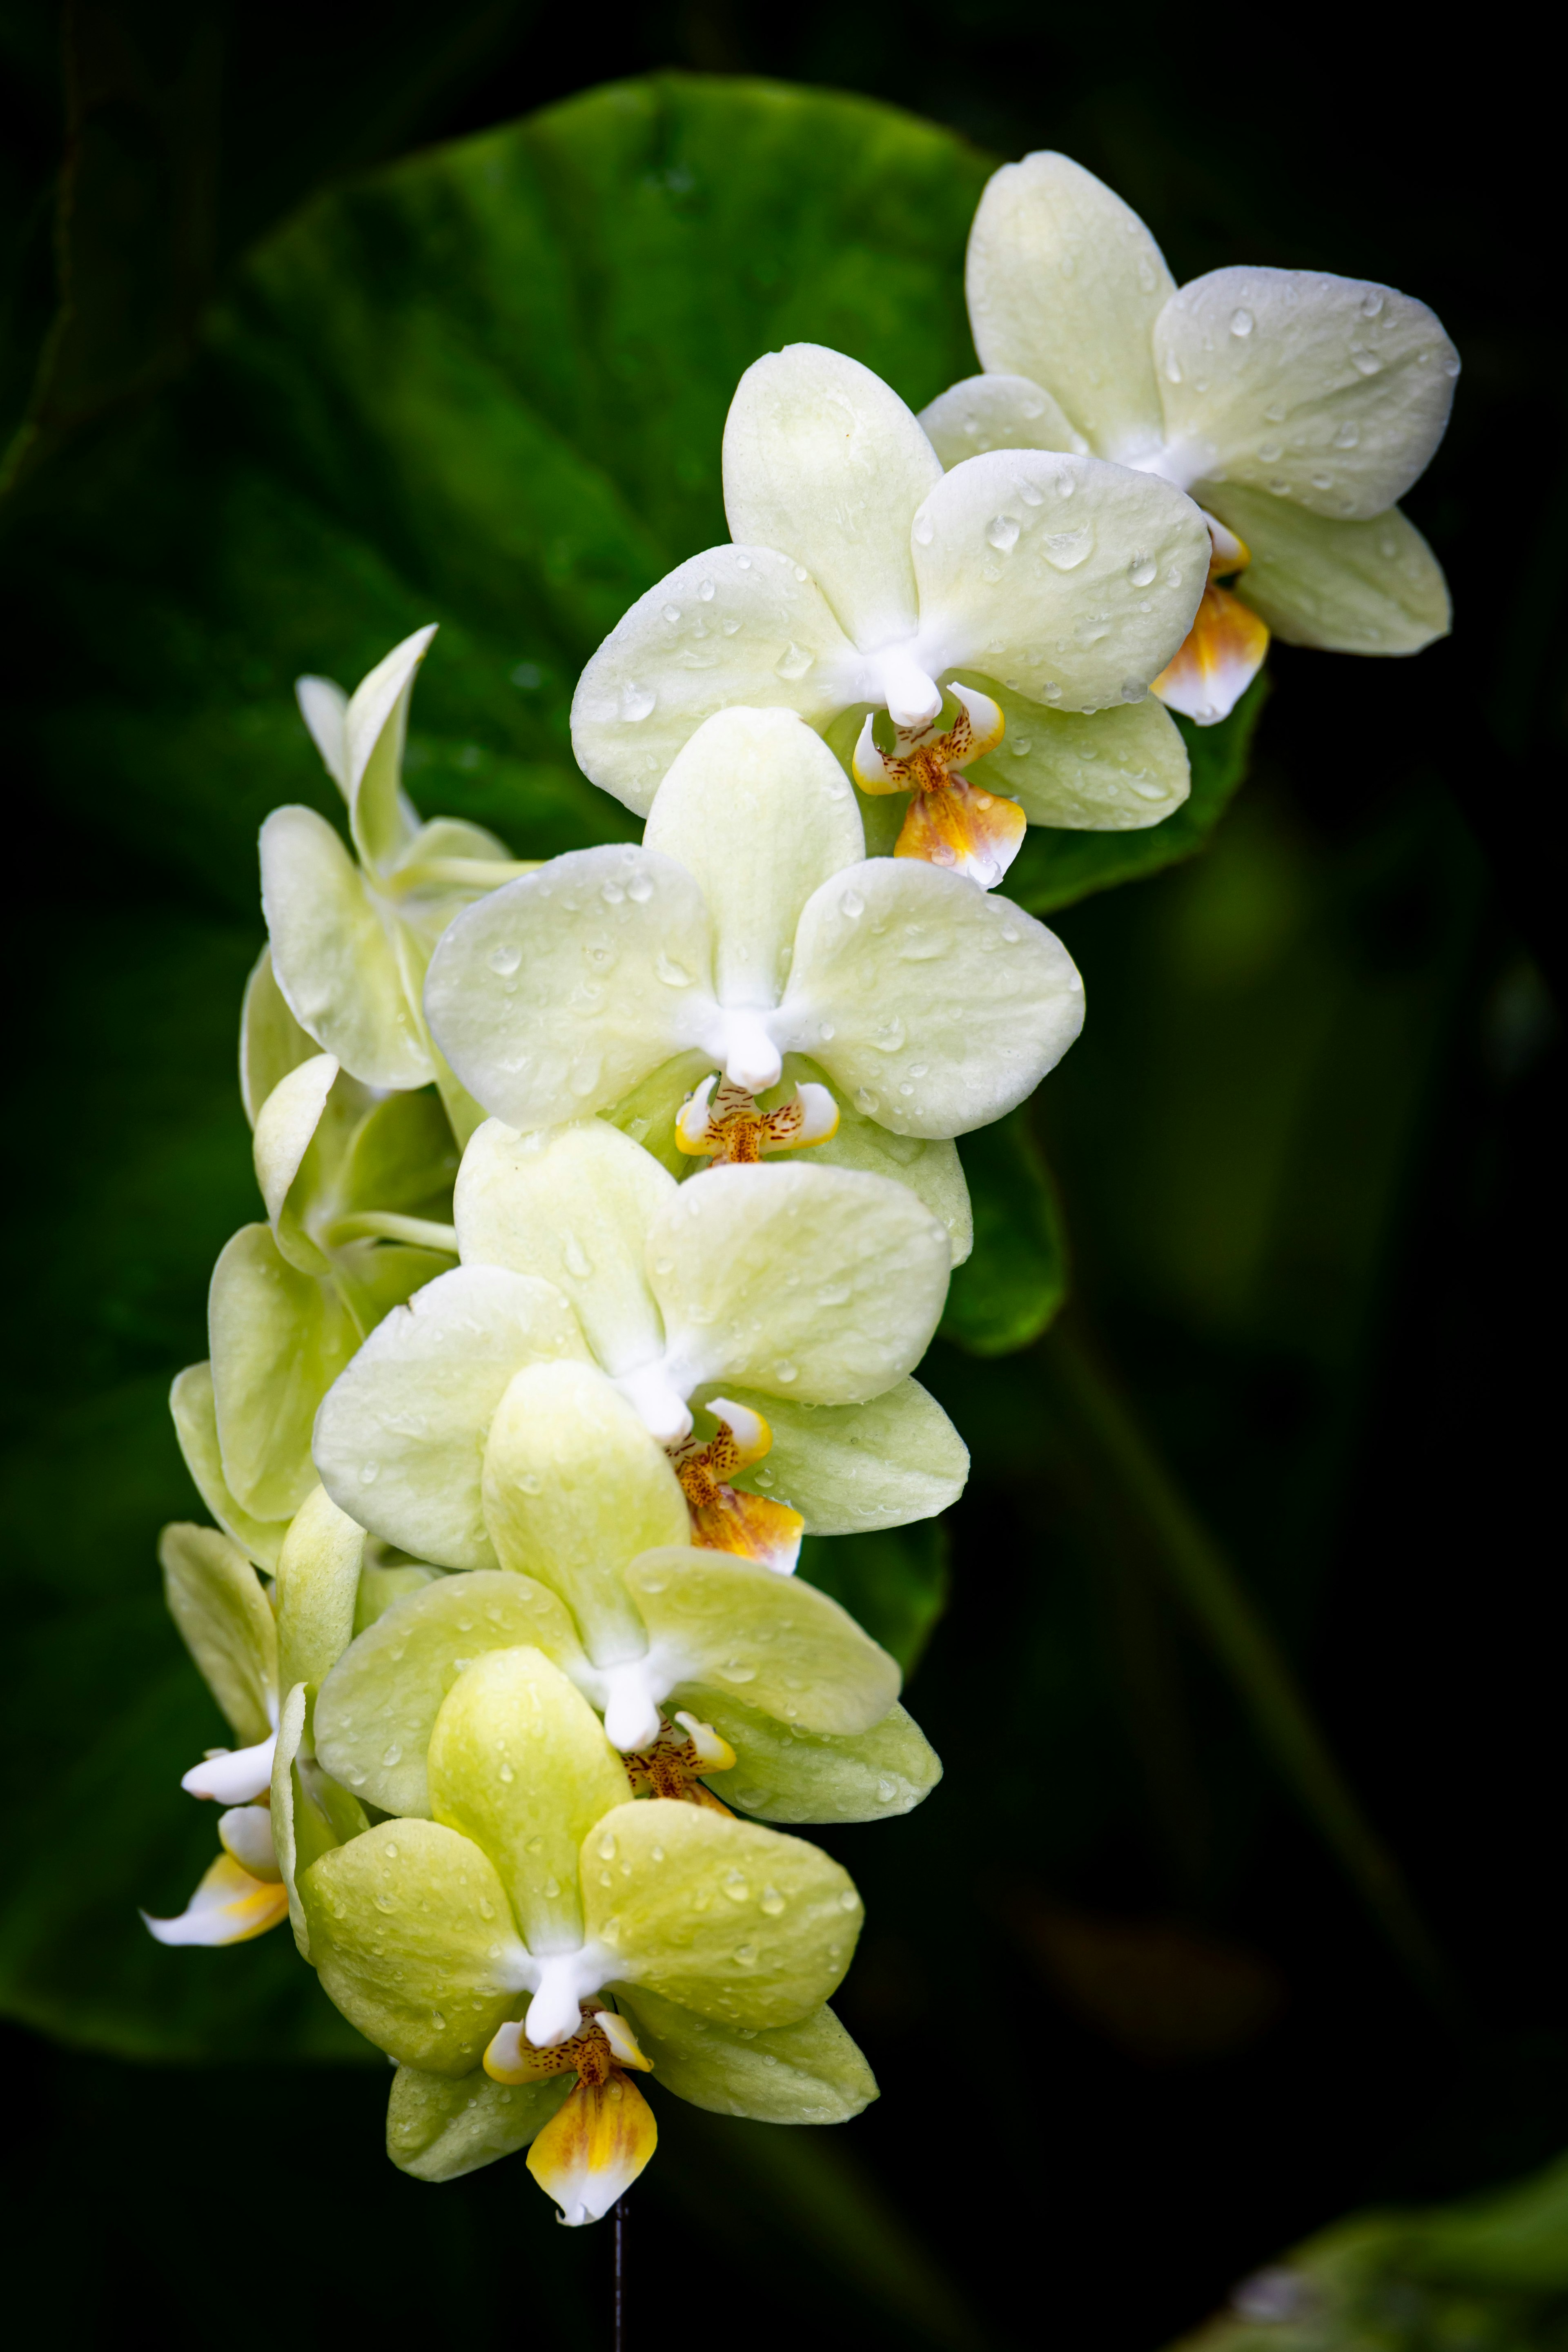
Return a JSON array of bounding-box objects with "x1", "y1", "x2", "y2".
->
[
  {"x1": 958, "y1": 671, "x2": 1191, "y2": 829},
  {"x1": 1200, "y1": 486, "x2": 1450, "y2": 653},
  {"x1": 918, "y1": 372, "x2": 1088, "y2": 468},
  {"x1": 343, "y1": 624, "x2": 436, "y2": 875},
  {"x1": 169, "y1": 1363, "x2": 290, "y2": 1571},
  {"x1": 649, "y1": 1162, "x2": 951, "y2": 1408},
  {"x1": 691, "y1": 1693, "x2": 941, "y2": 1826},
  {"x1": 428, "y1": 1646, "x2": 631, "y2": 1955},
  {"x1": 209, "y1": 1222, "x2": 359, "y2": 1520},
  {"x1": 965, "y1": 153, "x2": 1175, "y2": 458},
  {"x1": 218, "y1": 1803, "x2": 280, "y2": 1880},
  {"x1": 642, "y1": 707, "x2": 864, "y2": 1007},
  {"x1": 295, "y1": 672, "x2": 349, "y2": 793},
  {"x1": 311, "y1": 1263, "x2": 589, "y2": 1569},
  {"x1": 142, "y1": 1851, "x2": 289, "y2": 1948},
  {"x1": 158, "y1": 1522, "x2": 277, "y2": 1746},
  {"x1": 261, "y1": 805, "x2": 433, "y2": 1089},
  {"x1": 424, "y1": 847, "x2": 715, "y2": 1131},
  {"x1": 455, "y1": 1120, "x2": 672, "y2": 1379},
  {"x1": 316, "y1": 1570, "x2": 588, "y2": 1818},
  {"x1": 722, "y1": 343, "x2": 942, "y2": 649},
  {"x1": 570, "y1": 543, "x2": 857, "y2": 816},
  {"x1": 626, "y1": 1547, "x2": 900, "y2": 1735},
  {"x1": 272, "y1": 1680, "x2": 370, "y2": 1960},
  {"x1": 301, "y1": 1818, "x2": 531, "y2": 2074},
  {"x1": 252, "y1": 1054, "x2": 343, "y2": 1273},
  {"x1": 910, "y1": 448, "x2": 1209, "y2": 711},
  {"x1": 781, "y1": 858, "x2": 1084, "y2": 1139},
  {"x1": 713, "y1": 1376, "x2": 968, "y2": 1535},
  {"x1": 388, "y1": 2064, "x2": 572, "y2": 2182},
  {"x1": 239, "y1": 945, "x2": 319, "y2": 1130},
  {"x1": 615, "y1": 1985, "x2": 876, "y2": 2122},
  {"x1": 181, "y1": 1735, "x2": 277, "y2": 1804},
  {"x1": 527, "y1": 2071, "x2": 658, "y2": 2227},
  {"x1": 1157, "y1": 268, "x2": 1459, "y2": 519},
  {"x1": 273, "y1": 1483, "x2": 367, "y2": 1699},
  {"x1": 589, "y1": 1799, "x2": 862, "y2": 2029},
  {"x1": 1151, "y1": 582, "x2": 1270, "y2": 725},
  {"x1": 482, "y1": 1361, "x2": 688, "y2": 1662}
]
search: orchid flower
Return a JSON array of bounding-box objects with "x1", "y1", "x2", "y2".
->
[
  {"x1": 196, "y1": 1053, "x2": 457, "y2": 1533},
  {"x1": 145, "y1": 1490, "x2": 388, "y2": 1951},
  {"x1": 427, "y1": 704, "x2": 1085, "y2": 1166},
  {"x1": 262, "y1": 626, "x2": 534, "y2": 1130},
  {"x1": 299, "y1": 1641, "x2": 871, "y2": 2221},
  {"x1": 921, "y1": 152, "x2": 1458, "y2": 724},
  {"x1": 312, "y1": 1361, "x2": 939, "y2": 1818},
  {"x1": 312, "y1": 1116, "x2": 968, "y2": 1583},
  {"x1": 570, "y1": 343, "x2": 1210, "y2": 882}
]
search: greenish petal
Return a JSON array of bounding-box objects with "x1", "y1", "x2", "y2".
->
[
  {"x1": 311, "y1": 1262, "x2": 589, "y2": 1570},
  {"x1": 454, "y1": 1118, "x2": 672, "y2": 1379},
  {"x1": 1202, "y1": 483, "x2": 1451, "y2": 654},
  {"x1": 341, "y1": 625, "x2": 434, "y2": 876},
  {"x1": 260, "y1": 804, "x2": 433, "y2": 1089},
  {"x1": 239, "y1": 944, "x2": 319, "y2": 1131},
  {"x1": 301, "y1": 1817, "x2": 527, "y2": 2073},
  {"x1": 273, "y1": 1679, "x2": 374, "y2": 1960},
  {"x1": 600, "y1": 1049, "x2": 715, "y2": 1178},
  {"x1": 687, "y1": 1692, "x2": 941, "y2": 1825},
  {"x1": 158, "y1": 1521, "x2": 277, "y2": 1745},
  {"x1": 339, "y1": 1086, "x2": 460, "y2": 1221},
  {"x1": 715, "y1": 1377, "x2": 969, "y2": 1536},
  {"x1": 316, "y1": 1570, "x2": 586, "y2": 1818},
  {"x1": 209, "y1": 1222, "x2": 359, "y2": 1521},
  {"x1": 959, "y1": 671, "x2": 1191, "y2": 832},
  {"x1": 274, "y1": 1484, "x2": 367, "y2": 1699},
  {"x1": 482, "y1": 1359, "x2": 687, "y2": 1660},
  {"x1": 587, "y1": 1799, "x2": 862, "y2": 2030},
  {"x1": 627, "y1": 1547, "x2": 900, "y2": 1737},
  {"x1": 615, "y1": 1984, "x2": 877, "y2": 2123},
  {"x1": 786, "y1": 1057, "x2": 973, "y2": 1267},
  {"x1": 252, "y1": 1054, "x2": 362, "y2": 1274},
  {"x1": 169, "y1": 1362, "x2": 291, "y2": 1572},
  {"x1": 428, "y1": 1647, "x2": 630, "y2": 1951},
  {"x1": 330, "y1": 1237, "x2": 458, "y2": 1336},
  {"x1": 352, "y1": 1561, "x2": 444, "y2": 1635},
  {"x1": 386, "y1": 2062, "x2": 572, "y2": 2182}
]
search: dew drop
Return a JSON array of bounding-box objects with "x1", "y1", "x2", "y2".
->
[
  {"x1": 775, "y1": 642, "x2": 815, "y2": 682},
  {"x1": 1042, "y1": 528, "x2": 1092, "y2": 570},
  {"x1": 620, "y1": 683, "x2": 657, "y2": 722},
  {"x1": 626, "y1": 871, "x2": 653, "y2": 904},
  {"x1": 1229, "y1": 307, "x2": 1254, "y2": 337},
  {"x1": 359, "y1": 1461, "x2": 380, "y2": 1486},
  {"x1": 1128, "y1": 553, "x2": 1157, "y2": 587},
  {"x1": 1350, "y1": 349, "x2": 1383, "y2": 376},
  {"x1": 697, "y1": 577, "x2": 715, "y2": 601},
  {"x1": 986, "y1": 514, "x2": 1021, "y2": 552},
  {"x1": 1359, "y1": 290, "x2": 1384, "y2": 318},
  {"x1": 913, "y1": 512, "x2": 935, "y2": 547},
  {"x1": 760, "y1": 1886, "x2": 786, "y2": 1916},
  {"x1": 839, "y1": 887, "x2": 864, "y2": 919},
  {"x1": 487, "y1": 941, "x2": 521, "y2": 976},
  {"x1": 662, "y1": 604, "x2": 681, "y2": 624},
  {"x1": 775, "y1": 1360, "x2": 799, "y2": 1383},
  {"x1": 656, "y1": 953, "x2": 694, "y2": 987}
]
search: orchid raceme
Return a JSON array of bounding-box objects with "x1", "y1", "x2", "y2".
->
[
  {"x1": 263, "y1": 626, "x2": 534, "y2": 1129},
  {"x1": 196, "y1": 1049, "x2": 457, "y2": 1530},
  {"x1": 313, "y1": 1366, "x2": 940, "y2": 1818},
  {"x1": 570, "y1": 341, "x2": 1209, "y2": 873},
  {"x1": 312, "y1": 1116, "x2": 969, "y2": 1554},
  {"x1": 427, "y1": 704, "x2": 1085, "y2": 1151},
  {"x1": 299, "y1": 1640, "x2": 873, "y2": 2221},
  {"x1": 922, "y1": 151, "x2": 1458, "y2": 722}
]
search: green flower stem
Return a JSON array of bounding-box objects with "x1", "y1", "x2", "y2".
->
[
  {"x1": 322, "y1": 1212, "x2": 460, "y2": 1250},
  {"x1": 381, "y1": 857, "x2": 541, "y2": 895},
  {"x1": 1045, "y1": 1317, "x2": 1456, "y2": 2014}
]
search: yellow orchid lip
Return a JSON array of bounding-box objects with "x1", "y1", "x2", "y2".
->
[
  {"x1": 622, "y1": 1711, "x2": 738, "y2": 1813},
  {"x1": 669, "y1": 1399, "x2": 804, "y2": 1574},
  {"x1": 141, "y1": 1849, "x2": 290, "y2": 1948},
  {"x1": 853, "y1": 682, "x2": 1024, "y2": 888},
  {"x1": 1151, "y1": 580, "x2": 1269, "y2": 726},
  {"x1": 675, "y1": 1074, "x2": 839, "y2": 1165},
  {"x1": 484, "y1": 2007, "x2": 660, "y2": 2226}
]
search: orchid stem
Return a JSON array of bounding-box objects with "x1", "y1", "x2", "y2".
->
[
  {"x1": 1046, "y1": 1318, "x2": 1457, "y2": 2017},
  {"x1": 613, "y1": 2195, "x2": 628, "y2": 2352}
]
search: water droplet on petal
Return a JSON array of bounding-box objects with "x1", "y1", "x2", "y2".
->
[
  {"x1": 1229, "y1": 307, "x2": 1254, "y2": 337},
  {"x1": 620, "y1": 683, "x2": 657, "y2": 722},
  {"x1": 1128, "y1": 553, "x2": 1156, "y2": 587},
  {"x1": 986, "y1": 514, "x2": 1021, "y2": 552},
  {"x1": 487, "y1": 942, "x2": 521, "y2": 976}
]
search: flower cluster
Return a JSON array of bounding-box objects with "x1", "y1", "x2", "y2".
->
[{"x1": 145, "y1": 149, "x2": 1452, "y2": 2227}]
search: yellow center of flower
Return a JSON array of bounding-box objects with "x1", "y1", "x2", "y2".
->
[
  {"x1": 667, "y1": 1401, "x2": 805, "y2": 1572},
  {"x1": 621, "y1": 1712, "x2": 738, "y2": 1813},
  {"x1": 1149, "y1": 516, "x2": 1270, "y2": 726},
  {"x1": 853, "y1": 683, "x2": 1025, "y2": 887},
  {"x1": 675, "y1": 1074, "x2": 838, "y2": 1165}
]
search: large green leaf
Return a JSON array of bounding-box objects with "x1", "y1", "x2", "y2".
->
[
  {"x1": 0, "y1": 76, "x2": 1011, "y2": 2062},
  {"x1": 938, "y1": 1107, "x2": 1068, "y2": 1357}
]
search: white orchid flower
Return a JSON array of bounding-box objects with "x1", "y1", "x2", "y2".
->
[
  {"x1": 922, "y1": 152, "x2": 1458, "y2": 724},
  {"x1": 570, "y1": 343, "x2": 1210, "y2": 881},
  {"x1": 426, "y1": 706, "x2": 1084, "y2": 1191},
  {"x1": 262, "y1": 626, "x2": 535, "y2": 1129},
  {"x1": 312, "y1": 1115, "x2": 967, "y2": 1588}
]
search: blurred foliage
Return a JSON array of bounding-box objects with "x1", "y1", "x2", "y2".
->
[{"x1": 1, "y1": 7, "x2": 1563, "y2": 2351}]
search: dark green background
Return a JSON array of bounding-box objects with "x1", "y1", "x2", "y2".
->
[{"x1": 1, "y1": 7, "x2": 1561, "y2": 2348}]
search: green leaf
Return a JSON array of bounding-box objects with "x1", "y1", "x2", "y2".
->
[
  {"x1": 938, "y1": 1107, "x2": 1068, "y2": 1356},
  {"x1": 1006, "y1": 676, "x2": 1269, "y2": 917},
  {"x1": 797, "y1": 1520, "x2": 950, "y2": 1677}
]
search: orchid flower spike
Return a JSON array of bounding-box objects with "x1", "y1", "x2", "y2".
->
[
  {"x1": 299, "y1": 1642, "x2": 875, "y2": 2220},
  {"x1": 183, "y1": 1051, "x2": 457, "y2": 1545},
  {"x1": 570, "y1": 343, "x2": 1211, "y2": 877},
  {"x1": 313, "y1": 1365, "x2": 940, "y2": 1821},
  {"x1": 262, "y1": 626, "x2": 535, "y2": 1128},
  {"x1": 922, "y1": 153, "x2": 1458, "y2": 724},
  {"x1": 312, "y1": 1116, "x2": 969, "y2": 1561},
  {"x1": 426, "y1": 705, "x2": 1084, "y2": 1167}
]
